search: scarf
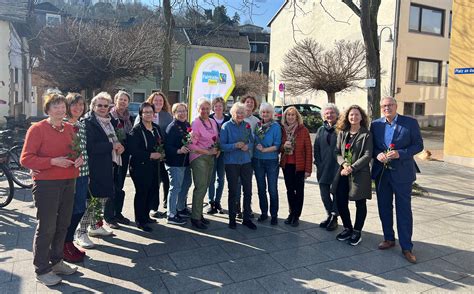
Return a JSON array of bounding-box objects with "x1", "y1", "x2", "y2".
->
[
  {"x1": 255, "y1": 119, "x2": 273, "y2": 140},
  {"x1": 110, "y1": 106, "x2": 132, "y2": 134},
  {"x1": 284, "y1": 121, "x2": 298, "y2": 142},
  {"x1": 96, "y1": 114, "x2": 122, "y2": 166},
  {"x1": 323, "y1": 121, "x2": 335, "y2": 145}
]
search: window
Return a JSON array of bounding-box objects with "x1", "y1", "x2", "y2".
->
[
  {"x1": 250, "y1": 44, "x2": 258, "y2": 53},
  {"x1": 448, "y1": 11, "x2": 452, "y2": 38},
  {"x1": 14, "y1": 68, "x2": 19, "y2": 83},
  {"x1": 45, "y1": 13, "x2": 61, "y2": 27},
  {"x1": 406, "y1": 58, "x2": 442, "y2": 84},
  {"x1": 133, "y1": 92, "x2": 145, "y2": 102},
  {"x1": 404, "y1": 102, "x2": 425, "y2": 116},
  {"x1": 409, "y1": 4, "x2": 444, "y2": 36}
]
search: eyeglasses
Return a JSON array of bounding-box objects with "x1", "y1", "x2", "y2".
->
[
  {"x1": 381, "y1": 104, "x2": 395, "y2": 108},
  {"x1": 96, "y1": 104, "x2": 109, "y2": 108}
]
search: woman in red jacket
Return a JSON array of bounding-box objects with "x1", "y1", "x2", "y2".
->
[
  {"x1": 20, "y1": 91, "x2": 83, "y2": 286},
  {"x1": 279, "y1": 106, "x2": 312, "y2": 227}
]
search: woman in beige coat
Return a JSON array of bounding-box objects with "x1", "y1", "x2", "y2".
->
[{"x1": 331, "y1": 105, "x2": 373, "y2": 246}]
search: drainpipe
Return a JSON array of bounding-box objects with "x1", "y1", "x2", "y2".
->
[{"x1": 390, "y1": 0, "x2": 401, "y2": 97}]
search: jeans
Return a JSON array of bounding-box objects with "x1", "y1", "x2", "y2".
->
[
  {"x1": 225, "y1": 163, "x2": 253, "y2": 221},
  {"x1": 166, "y1": 165, "x2": 192, "y2": 217},
  {"x1": 282, "y1": 164, "x2": 305, "y2": 219},
  {"x1": 208, "y1": 153, "x2": 225, "y2": 204},
  {"x1": 252, "y1": 158, "x2": 279, "y2": 217},
  {"x1": 65, "y1": 176, "x2": 88, "y2": 242},
  {"x1": 336, "y1": 175, "x2": 367, "y2": 231},
  {"x1": 319, "y1": 183, "x2": 338, "y2": 216},
  {"x1": 190, "y1": 155, "x2": 215, "y2": 220}
]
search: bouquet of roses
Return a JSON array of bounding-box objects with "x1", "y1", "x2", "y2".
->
[
  {"x1": 344, "y1": 143, "x2": 353, "y2": 167},
  {"x1": 182, "y1": 127, "x2": 193, "y2": 146},
  {"x1": 114, "y1": 121, "x2": 127, "y2": 143},
  {"x1": 241, "y1": 123, "x2": 251, "y2": 143},
  {"x1": 378, "y1": 143, "x2": 395, "y2": 190},
  {"x1": 68, "y1": 125, "x2": 82, "y2": 160},
  {"x1": 284, "y1": 136, "x2": 295, "y2": 155},
  {"x1": 154, "y1": 136, "x2": 166, "y2": 161},
  {"x1": 254, "y1": 121, "x2": 268, "y2": 141}
]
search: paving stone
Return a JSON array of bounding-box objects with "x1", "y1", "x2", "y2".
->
[
  {"x1": 441, "y1": 251, "x2": 474, "y2": 275},
  {"x1": 305, "y1": 259, "x2": 370, "y2": 288},
  {"x1": 143, "y1": 235, "x2": 201, "y2": 257},
  {"x1": 313, "y1": 239, "x2": 371, "y2": 260},
  {"x1": 108, "y1": 254, "x2": 177, "y2": 281},
  {"x1": 219, "y1": 236, "x2": 279, "y2": 259},
  {"x1": 349, "y1": 250, "x2": 411, "y2": 276},
  {"x1": 263, "y1": 231, "x2": 317, "y2": 250},
  {"x1": 161, "y1": 264, "x2": 233, "y2": 293},
  {"x1": 0, "y1": 261, "x2": 13, "y2": 283},
  {"x1": 191, "y1": 227, "x2": 248, "y2": 247},
  {"x1": 0, "y1": 279, "x2": 37, "y2": 294},
  {"x1": 219, "y1": 253, "x2": 284, "y2": 282},
  {"x1": 269, "y1": 244, "x2": 332, "y2": 270},
  {"x1": 423, "y1": 275, "x2": 474, "y2": 293},
  {"x1": 407, "y1": 258, "x2": 470, "y2": 286},
  {"x1": 100, "y1": 275, "x2": 169, "y2": 293},
  {"x1": 257, "y1": 267, "x2": 330, "y2": 293},
  {"x1": 197, "y1": 279, "x2": 268, "y2": 294},
  {"x1": 169, "y1": 245, "x2": 231, "y2": 270}
]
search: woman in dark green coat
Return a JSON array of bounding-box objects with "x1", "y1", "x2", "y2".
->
[{"x1": 331, "y1": 105, "x2": 373, "y2": 246}]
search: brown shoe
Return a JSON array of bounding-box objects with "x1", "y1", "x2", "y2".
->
[
  {"x1": 402, "y1": 250, "x2": 417, "y2": 264},
  {"x1": 378, "y1": 240, "x2": 396, "y2": 250}
]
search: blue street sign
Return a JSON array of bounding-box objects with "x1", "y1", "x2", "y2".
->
[{"x1": 454, "y1": 68, "x2": 474, "y2": 74}]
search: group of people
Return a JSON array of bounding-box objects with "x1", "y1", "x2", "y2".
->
[{"x1": 20, "y1": 90, "x2": 423, "y2": 286}]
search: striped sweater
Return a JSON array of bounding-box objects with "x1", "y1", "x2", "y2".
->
[{"x1": 279, "y1": 124, "x2": 313, "y2": 174}]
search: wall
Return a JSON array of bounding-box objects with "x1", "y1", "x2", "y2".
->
[
  {"x1": 0, "y1": 21, "x2": 10, "y2": 125},
  {"x1": 268, "y1": 0, "x2": 396, "y2": 114},
  {"x1": 394, "y1": 0, "x2": 452, "y2": 127},
  {"x1": 443, "y1": 0, "x2": 474, "y2": 167}
]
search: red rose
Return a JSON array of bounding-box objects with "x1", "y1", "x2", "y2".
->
[
  {"x1": 389, "y1": 143, "x2": 395, "y2": 149},
  {"x1": 345, "y1": 143, "x2": 351, "y2": 150},
  {"x1": 117, "y1": 121, "x2": 123, "y2": 129},
  {"x1": 212, "y1": 136, "x2": 217, "y2": 142},
  {"x1": 257, "y1": 121, "x2": 262, "y2": 126},
  {"x1": 73, "y1": 126, "x2": 79, "y2": 133},
  {"x1": 246, "y1": 123, "x2": 251, "y2": 129},
  {"x1": 187, "y1": 127, "x2": 192, "y2": 133}
]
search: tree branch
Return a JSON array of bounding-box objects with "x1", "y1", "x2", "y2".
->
[{"x1": 341, "y1": 0, "x2": 361, "y2": 17}]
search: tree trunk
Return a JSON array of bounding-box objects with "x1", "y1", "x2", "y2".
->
[
  {"x1": 327, "y1": 92, "x2": 336, "y2": 104},
  {"x1": 359, "y1": 0, "x2": 381, "y2": 120},
  {"x1": 162, "y1": 0, "x2": 173, "y2": 99}
]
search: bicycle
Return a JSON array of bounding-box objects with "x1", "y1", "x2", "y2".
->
[
  {"x1": 0, "y1": 129, "x2": 32, "y2": 189},
  {"x1": 0, "y1": 149, "x2": 15, "y2": 208}
]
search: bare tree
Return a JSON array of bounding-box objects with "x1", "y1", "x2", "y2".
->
[
  {"x1": 341, "y1": 0, "x2": 382, "y2": 119},
  {"x1": 36, "y1": 17, "x2": 166, "y2": 93},
  {"x1": 282, "y1": 39, "x2": 365, "y2": 104},
  {"x1": 161, "y1": 0, "x2": 174, "y2": 100},
  {"x1": 232, "y1": 72, "x2": 269, "y2": 98}
]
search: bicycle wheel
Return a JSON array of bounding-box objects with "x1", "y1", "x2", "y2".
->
[
  {"x1": 8, "y1": 145, "x2": 33, "y2": 189},
  {"x1": 0, "y1": 164, "x2": 14, "y2": 207}
]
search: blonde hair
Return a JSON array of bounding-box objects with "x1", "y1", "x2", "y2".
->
[
  {"x1": 90, "y1": 92, "x2": 112, "y2": 110},
  {"x1": 229, "y1": 102, "x2": 246, "y2": 120},
  {"x1": 197, "y1": 98, "x2": 211, "y2": 110},
  {"x1": 171, "y1": 102, "x2": 188, "y2": 114},
  {"x1": 281, "y1": 106, "x2": 303, "y2": 125}
]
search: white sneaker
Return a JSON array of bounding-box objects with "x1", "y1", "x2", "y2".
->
[
  {"x1": 36, "y1": 271, "x2": 62, "y2": 286},
  {"x1": 88, "y1": 225, "x2": 113, "y2": 237},
  {"x1": 52, "y1": 260, "x2": 77, "y2": 275},
  {"x1": 76, "y1": 233, "x2": 95, "y2": 249}
]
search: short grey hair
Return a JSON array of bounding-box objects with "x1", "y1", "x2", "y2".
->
[
  {"x1": 114, "y1": 90, "x2": 130, "y2": 103},
  {"x1": 380, "y1": 96, "x2": 397, "y2": 105},
  {"x1": 259, "y1": 102, "x2": 274, "y2": 115},
  {"x1": 321, "y1": 103, "x2": 339, "y2": 116},
  {"x1": 90, "y1": 91, "x2": 112, "y2": 110},
  {"x1": 229, "y1": 102, "x2": 246, "y2": 120}
]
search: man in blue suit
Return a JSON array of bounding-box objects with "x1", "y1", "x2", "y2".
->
[{"x1": 371, "y1": 97, "x2": 423, "y2": 264}]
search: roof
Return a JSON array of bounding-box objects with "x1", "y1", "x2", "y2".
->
[
  {"x1": 173, "y1": 28, "x2": 190, "y2": 45},
  {"x1": 34, "y1": 2, "x2": 61, "y2": 13},
  {"x1": 240, "y1": 31, "x2": 270, "y2": 42},
  {"x1": 182, "y1": 27, "x2": 249, "y2": 50},
  {"x1": 267, "y1": 0, "x2": 289, "y2": 27},
  {"x1": 0, "y1": 0, "x2": 31, "y2": 23}
]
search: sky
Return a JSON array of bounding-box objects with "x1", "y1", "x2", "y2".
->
[{"x1": 143, "y1": 0, "x2": 286, "y2": 28}]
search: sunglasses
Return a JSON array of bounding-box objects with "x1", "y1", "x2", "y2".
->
[{"x1": 96, "y1": 104, "x2": 109, "y2": 108}]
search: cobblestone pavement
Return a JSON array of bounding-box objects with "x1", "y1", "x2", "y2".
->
[{"x1": 1, "y1": 132, "x2": 472, "y2": 293}]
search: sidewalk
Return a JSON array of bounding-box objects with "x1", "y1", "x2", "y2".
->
[{"x1": 0, "y1": 137, "x2": 472, "y2": 293}]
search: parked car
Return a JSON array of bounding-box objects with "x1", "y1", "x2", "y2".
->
[
  {"x1": 128, "y1": 102, "x2": 141, "y2": 120},
  {"x1": 274, "y1": 104, "x2": 322, "y2": 133}
]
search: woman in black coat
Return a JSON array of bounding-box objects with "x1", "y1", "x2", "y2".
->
[
  {"x1": 84, "y1": 92, "x2": 124, "y2": 236},
  {"x1": 128, "y1": 103, "x2": 164, "y2": 232}
]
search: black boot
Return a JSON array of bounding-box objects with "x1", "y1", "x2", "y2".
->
[
  {"x1": 326, "y1": 215, "x2": 339, "y2": 231},
  {"x1": 207, "y1": 201, "x2": 217, "y2": 214},
  {"x1": 320, "y1": 215, "x2": 332, "y2": 228},
  {"x1": 215, "y1": 202, "x2": 224, "y2": 214}
]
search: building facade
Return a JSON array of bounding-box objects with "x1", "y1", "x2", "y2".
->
[
  {"x1": 443, "y1": 0, "x2": 474, "y2": 167},
  {"x1": 268, "y1": 0, "x2": 452, "y2": 125}
]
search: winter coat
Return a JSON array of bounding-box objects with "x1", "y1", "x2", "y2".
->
[{"x1": 314, "y1": 122, "x2": 338, "y2": 185}]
